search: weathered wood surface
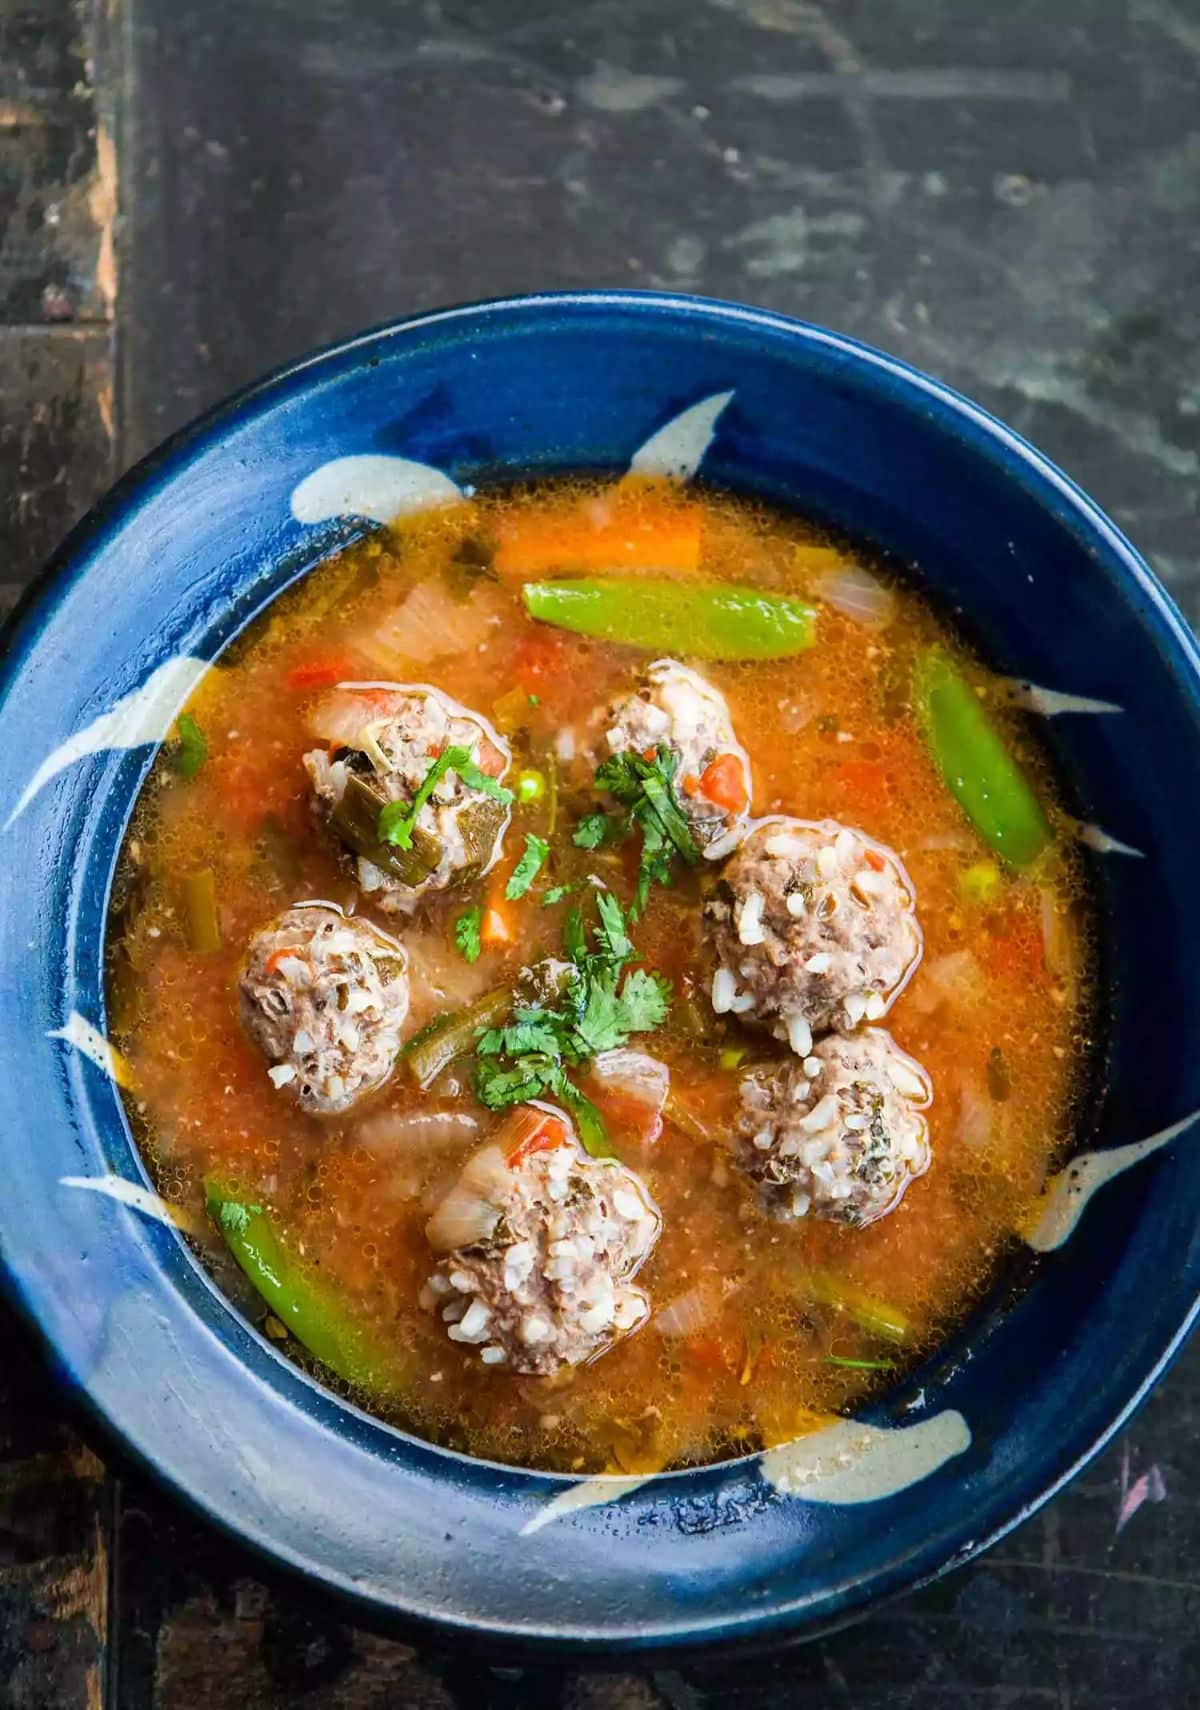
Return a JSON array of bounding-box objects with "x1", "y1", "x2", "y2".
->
[
  {"x1": 4, "y1": 0, "x2": 1200, "y2": 1704},
  {"x1": 0, "y1": 2, "x2": 113, "y2": 1705}
]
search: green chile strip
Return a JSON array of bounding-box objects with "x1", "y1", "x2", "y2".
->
[
  {"x1": 913, "y1": 647, "x2": 1051, "y2": 871},
  {"x1": 329, "y1": 773, "x2": 444, "y2": 884},
  {"x1": 403, "y1": 988, "x2": 512, "y2": 1089},
  {"x1": 522, "y1": 578, "x2": 817, "y2": 660},
  {"x1": 205, "y1": 1180, "x2": 403, "y2": 1398},
  {"x1": 803, "y1": 1270, "x2": 909, "y2": 1344}
]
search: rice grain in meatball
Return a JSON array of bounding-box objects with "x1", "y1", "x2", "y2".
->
[
  {"x1": 303, "y1": 682, "x2": 511, "y2": 914},
  {"x1": 422, "y1": 1105, "x2": 660, "y2": 1375},
  {"x1": 603, "y1": 658, "x2": 751, "y2": 851},
  {"x1": 737, "y1": 1029, "x2": 932, "y2": 1226},
  {"x1": 239, "y1": 904, "x2": 410, "y2": 1113},
  {"x1": 706, "y1": 817, "x2": 921, "y2": 1052}
]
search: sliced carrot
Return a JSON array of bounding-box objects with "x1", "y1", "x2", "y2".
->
[
  {"x1": 286, "y1": 658, "x2": 354, "y2": 690},
  {"x1": 696, "y1": 753, "x2": 748, "y2": 813},
  {"x1": 493, "y1": 491, "x2": 702, "y2": 580}
]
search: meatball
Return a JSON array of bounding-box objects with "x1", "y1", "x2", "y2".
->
[
  {"x1": 421, "y1": 1105, "x2": 660, "y2": 1375},
  {"x1": 239, "y1": 904, "x2": 409, "y2": 1114},
  {"x1": 303, "y1": 683, "x2": 512, "y2": 914},
  {"x1": 706, "y1": 818, "x2": 921, "y2": 1053},
  {"x1": 603, "y1": 658, "x2": 751, "y2": 851},
  {"x1": 737, "y1": 1029, "x2": 932, "y2": 1226}
]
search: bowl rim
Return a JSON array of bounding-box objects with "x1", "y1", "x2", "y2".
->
[{"x1": 4, "y1": 287, "x2": 1200, "y2": 1653}]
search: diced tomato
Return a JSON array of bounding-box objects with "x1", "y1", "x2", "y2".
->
[
  {"x1": 586, "y1": 1085, "x2": 664, "y2": 1149},
  {"x1": 286, "y1": 658, "x2": 353, "y2": 691},
  {"x1": 863, "y1": 847, "x2": 886, "y2": 872},
  {"x1": 506, "y1": 1111, "x2": 570, "y2": 1167},
  {"x1": 696, "y1": 753, "x2": 748, "y2": 814},
  {"x1": 477, "y1": 736, "x2": 507, "y2": 778}
]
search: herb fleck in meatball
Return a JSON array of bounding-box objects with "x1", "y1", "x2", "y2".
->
[
  {"x1": 706, "y1": 818, "x2": 921, "y2": 1053},
  {"x1": 239, "y1": 904, "x2": 410, "y2": 1113},
  {"x1": 604, "y1": 658, "x2": 750, "y2": 851},
  {"x1": 421, "y1": 1105, "x2": 660, "y2": 1375},
  {"x1": 303, "y1": 683, "x2": 511, "y2": 914},
  {"x1": 737, "y1": 1029, "x2": 932, "y2": 1226}
]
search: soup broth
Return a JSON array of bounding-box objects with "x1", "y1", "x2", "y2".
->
[{"x1": 107, "y1": 478, "x2": 1095, "y2": 1474}]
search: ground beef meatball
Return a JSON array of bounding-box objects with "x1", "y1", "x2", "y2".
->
[
  {"x1": 303, "y1": 683, "x2": 511, "y2": 914},
  {"x1": 737, "y1": 1029, "x2": 932, "y2": 1226},
  {"x1": 239, "y1": 904, "x2": 409, "y2": 1113},
  {"x1": 706, "y1": 817, "x2": 921, "y2": 1052},
  {"x1": 421, "y1": 1105, "x2": 660, "y2": 1375},
  {"x1": 603, "y1": 658, "x2": 751, "y2": 850}
]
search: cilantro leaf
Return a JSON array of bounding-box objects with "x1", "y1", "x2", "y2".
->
[
  {"x1": 378, "y1": 747, "x2": 462, "y2": 848},
  {"x1": 454, "y1": 755, "x2": 515, "y2": 806},
  {"x1": 541, "y1": 883, "x2": 574, "y2": 907},
  {"x1": 572, "y1": 976, "x2": 627, "y2": 1056},
  {"x1": 379, "y1": 745, "x2": 514, "y2": 850},
  {"x1": 176, "y1": 712, "x2": 207, "y2": 780},
  {"x1": 573, "y1": 811, "x2": 616, "y2": 850},
  {"x1": 476, "y1": 1056, "x2": 557, "y2": 1109},
  {"x1": 593, "y1": 891, "x2": 633, "y2": 968},
  {"x1": 587, "y1": 749, "x2": 701, "y2": 919},
  {"x1": 505, "y1": 833, "x2": 549, "y2": 900},
  {"x1": 616, "y1": 967, "x2": 672, "y2": 1033},
  {"x1": 563, "y1": 905, "x2": 587, "y2": 967},
  {"x1": 454, "y1": 906, "x2": 483, "y2": 963},
  {"x1": 557, "y1": 1078, "x2": 614, "y2": 1158},
  {"x1": 641, "y1": 769, "x2": 699, "y2": 863},
  {"x1": 470, "y1": 890, "x2": 669, "y2": 1157}
]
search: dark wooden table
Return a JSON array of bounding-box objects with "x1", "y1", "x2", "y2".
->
[{"x1": 3, "y1": 3, "x2": 1199, "y2": 1704}]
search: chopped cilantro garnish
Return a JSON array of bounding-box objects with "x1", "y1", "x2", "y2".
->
[
  {"x1": 505, "y1": 832, "x2": 549, "y2": 900},
  {"x1": 594, "y1": 890, "x2": 633, "y2": 966},
  {"x1": 176, "y1": 712, "x2": 207, "y2": 779},
  {"x1": 378, "y1": 745, "x2": 514, "y2": 850},
  {"x1": 527, "y1": 693, "x2": 541, "y2": 707},
  {"x1": 541, "y1": 883, "x2": 574, "y2": 907},
  {"x1": 471, "y1": 890, "x2": 670, "y2": 1157},
  {"x1": 615, "y1": 966, "x2": 672, "y2": 1033},
  {"x1": 578, "y1": 748, "x2": 701, "y2": 917},
  {"x1": 572, "y1": 810, "x2": 617, "y2": 850},
  {"x1": 454, "y1": 905, "x2": 483, "y2": 964}
]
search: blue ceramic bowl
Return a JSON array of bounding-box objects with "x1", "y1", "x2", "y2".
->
[{"x1": 2, "y1": 292, "x2": 1199, "y2": 1655}]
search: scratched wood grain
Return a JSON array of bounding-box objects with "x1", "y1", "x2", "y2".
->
[{"x1": 0, "y1": 1, "x2": 114, "y2": 1705}]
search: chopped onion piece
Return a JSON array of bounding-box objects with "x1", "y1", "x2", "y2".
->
[
  {"x1": 817, "y1": 565, "x2": 896, "y2": 629},
  {"x1": 590, "y1": 1049, "x2": 670, "y2": 1113},
  {"x1": 654, "y1": 1285, "x2": 713, "y2": 1338},
  {"x1": 425, "y1": 1143, "x2": 512, "y2": 1252},
  {"x1": 354, "y1": 1109, "x2": 479, "y2": 1151}
]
